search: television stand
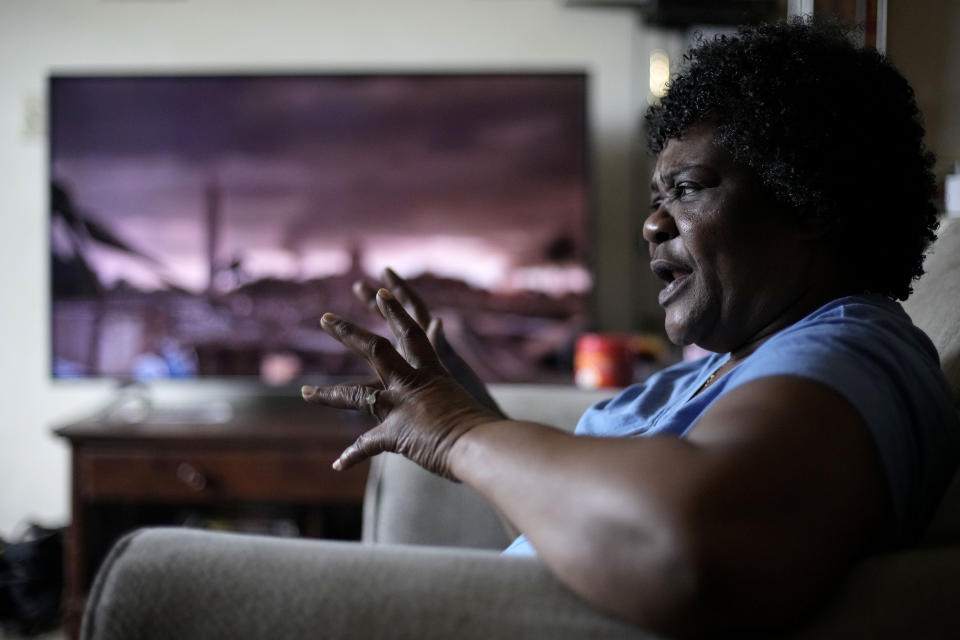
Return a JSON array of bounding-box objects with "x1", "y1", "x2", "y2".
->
[{"x1": 53, "y1": 395, "x2": 373, "y2": 639}]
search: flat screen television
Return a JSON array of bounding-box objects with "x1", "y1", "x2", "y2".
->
[{"x1": 49, "y1": 72, "x2": 591, "y2": 385}]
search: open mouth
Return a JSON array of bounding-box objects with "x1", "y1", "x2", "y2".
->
[
  {"x1": 650, "y1": 259, "x2": 693, "y2": 305},
  {"x1": 652, "y1": 264, "x2": 690, "y2": 284}
]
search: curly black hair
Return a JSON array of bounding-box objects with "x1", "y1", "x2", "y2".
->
[{"x1": 645, "y1": 18, "x2": 939, "y2": 300}]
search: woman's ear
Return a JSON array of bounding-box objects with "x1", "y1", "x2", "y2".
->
[{"x1": 795, "y1": 212, "x2": 837, "y2": 241}]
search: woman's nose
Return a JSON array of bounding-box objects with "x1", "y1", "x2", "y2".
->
[{"x1": 642, "y1": 204, "x2": 678, "y2": 245}]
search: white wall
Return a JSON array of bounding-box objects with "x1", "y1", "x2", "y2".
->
[{"x1": 0, "y1": 0, "x2": 656, "y2": 535}]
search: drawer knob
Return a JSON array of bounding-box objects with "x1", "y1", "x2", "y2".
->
[{"x1": 176, "y1": 462, "x2": 207, "y2": 491}]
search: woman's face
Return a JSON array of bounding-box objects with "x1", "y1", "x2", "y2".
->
[{"x1": 644, "y1": 123, "x2": 814, "y2": 354}]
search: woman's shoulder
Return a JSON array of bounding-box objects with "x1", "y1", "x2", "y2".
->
[
  {"x1": 804, "y1": 293, "x2": 908, "y2": 322},
  {"x1": 727, "y1": 294, "x2": 959, "y2": 542},
  {"x1": 773, "y1": 293, "x2": 940, "y2": 364}
]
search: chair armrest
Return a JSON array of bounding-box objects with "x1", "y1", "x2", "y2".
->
[
  {"x1": 81, "y1": 528, "x2": 654, "y2": 640},
  {"x1": 82, "y1": 528, "x2": 960, "y2": 639}
]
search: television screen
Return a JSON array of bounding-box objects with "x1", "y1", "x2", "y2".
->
[{"x1": 49, "y1": 73, "x2": 591, "y2": 384}]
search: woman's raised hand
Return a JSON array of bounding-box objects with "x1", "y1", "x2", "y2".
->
[
  {"x1": 302, "y1": 288, "x2": 502, "y2": 479},
  {"x1": 352, "y1": 268, "x2": 505, "y2": 417}
]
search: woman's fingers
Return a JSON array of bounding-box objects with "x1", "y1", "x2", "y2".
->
[
  {"x1": 320, "y1": 312, "x2": 414, "y2": 385},
  {"x1": 352, "y1": 280, "x2": 382, "y2": 317},
  {"x1": 333, "y1": 427, "x2": 395, "y2": 471},
  {"x1": 426, "y1": 316, "x2": 453, "y2": 359},
  {"x1": 352, "y1": 269, "x2": 432, "y2": 330},
  {"x1": 375, "y1": 289, "x2": 443, "y2": 370},
  {"x1": 301, "y1": 382, "x2": 378, "y2": 411},
  {"x1": 383, "y1": 267, "x2": 432, "y2": 328}
]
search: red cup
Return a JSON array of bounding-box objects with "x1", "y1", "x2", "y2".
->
[{"x1": 574, "y1": 333, "x2": 633, "y2": 389}]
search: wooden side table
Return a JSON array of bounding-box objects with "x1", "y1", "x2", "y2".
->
[{"x1": 54, "y1": 395, "x2": 372, "y2": 639}]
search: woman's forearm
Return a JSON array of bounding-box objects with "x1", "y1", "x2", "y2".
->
[{"x1": 448, "y1": 420, "x2": 704, "y2": 630}]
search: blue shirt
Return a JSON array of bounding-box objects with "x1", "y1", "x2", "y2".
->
[{"x1": 504, "y1": 295, "x2": 960, "y2": 556}]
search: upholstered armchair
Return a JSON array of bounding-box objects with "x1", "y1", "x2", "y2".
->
[{"x1": 80, "y1": 220, "x2": 960, "y2": 639}]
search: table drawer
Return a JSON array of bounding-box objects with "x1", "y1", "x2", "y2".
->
[{"x1": 79, "y1": 449, "x2": 367, "y2": 503}]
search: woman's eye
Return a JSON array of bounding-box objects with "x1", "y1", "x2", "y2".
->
[{"x1": 674, "y1": 183, "x2": 698, "y2": 198}]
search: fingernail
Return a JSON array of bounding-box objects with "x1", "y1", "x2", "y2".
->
[
  {"x1": 301, "y1": 385, "x2": 315, "y2": 399},
  {"x1": 321, "y1": 312, "x2": 339, "y2": 324},
  {"x1": 332, "y1": 459, "x2": 343, "y2": 471},
  {"x1": 377, "y1": 288, "x2": 394, "y2": 300}
]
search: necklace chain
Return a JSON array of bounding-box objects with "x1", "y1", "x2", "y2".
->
[
  {"x1": 695, "y1": 365, "x2": 726, "y2": 396},
  {"x1": 698, "y1": 370, "x2": 719, "y2": 393},
  {"x1": 696, "y1": 354, "x2": 752, "y2": 397}
]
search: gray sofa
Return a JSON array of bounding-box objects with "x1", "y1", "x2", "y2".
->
[{"x1": 80, "y1": 220, "x2": 960, "y2": 640}]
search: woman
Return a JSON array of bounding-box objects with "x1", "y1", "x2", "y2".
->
[{"x1": 302, "y1": 20, "x2": 959, "y2": 636}]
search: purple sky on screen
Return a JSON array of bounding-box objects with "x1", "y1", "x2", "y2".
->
[{"x1": 50, "y1": 75, "x2": 589, "y2": 294}]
